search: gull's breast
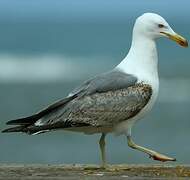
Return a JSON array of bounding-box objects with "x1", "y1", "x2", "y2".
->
[{"x1": 115, "y1": 79, "x2": 159, "y2": 135}]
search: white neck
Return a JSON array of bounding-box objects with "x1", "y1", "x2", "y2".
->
[{"x1": 116, "y1": 34, "x2": 159, "y2": 85}]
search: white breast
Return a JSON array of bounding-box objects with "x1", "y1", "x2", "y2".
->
[
  {"x1": 114, "y1": 76, "x2": 159, "y2": 136},
  {"x1": 114, "y1": 36, "x2": 159, "y2": 136}
]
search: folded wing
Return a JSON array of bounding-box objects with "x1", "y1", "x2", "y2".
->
[{"x1": 2, "y1": 70, "x2": 152, "y2": 135}]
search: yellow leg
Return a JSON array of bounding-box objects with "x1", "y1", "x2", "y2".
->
[
  {"x1": 127, "y1": 135, "x2": 176, "y2": 162},
  {"x1": 99, "y1": 133, "x2": 106, "y2": 168}
]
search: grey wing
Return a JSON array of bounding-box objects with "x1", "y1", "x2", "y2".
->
[
  {"x1": 30, "y1": 71, "x2": 144, "y2": 130},
  {"x1": 43, "y1": 83, "x2": 152, "y2": 128},
  {"x1": 36, "y1": 70, "x2": 138, "y2": 126},
  {"x1": 5, "y1": 70, "x2": 140, "y2": 134},
  {"x1": 68, "y1": 69, "x2": 137, "y2": 97}
]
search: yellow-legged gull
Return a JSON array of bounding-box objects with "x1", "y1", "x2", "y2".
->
[{"x1": 2, "y1": 13, "x2": 188, "y2": 167}]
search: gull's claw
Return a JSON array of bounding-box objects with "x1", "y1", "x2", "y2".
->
[
  {"x1": 150, "y1": 153, "x2": 176, "y2": 162},
  {"x1": 127, "y1": 136, "x2": 176, "y2": 163}
]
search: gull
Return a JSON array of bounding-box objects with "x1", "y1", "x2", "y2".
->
[{"x1": 2, "y1": 13, "x2": 188, "y2": 167}]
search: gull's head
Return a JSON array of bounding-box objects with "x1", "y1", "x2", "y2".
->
[{"x1": 133, "y1": 13, "x2": 188, "y2": 47}]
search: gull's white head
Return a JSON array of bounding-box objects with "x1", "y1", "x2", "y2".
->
[{"x1": 133, "y1": 13, "x2": 188, "y2": 47}]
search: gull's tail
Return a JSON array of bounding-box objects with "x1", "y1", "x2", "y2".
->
[{"x1": 2, "y1": 114, "x2": 40, "y2": 134}]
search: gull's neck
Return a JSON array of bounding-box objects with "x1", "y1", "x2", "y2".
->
[{"x1": 116, "y1": 34, "x2": 159, "y2": 85}]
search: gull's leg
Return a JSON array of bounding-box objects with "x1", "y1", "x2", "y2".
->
[
  {"x1": 99, "y1": 133, "x2": 106, "y2": 168},
  {"x1": 127, "y1": 135, "x2": 176, "y2": 162}
]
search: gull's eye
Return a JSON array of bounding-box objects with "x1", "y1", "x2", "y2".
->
[{"x1": 158, "y1": 24, "x2": 164, "y2": 28}]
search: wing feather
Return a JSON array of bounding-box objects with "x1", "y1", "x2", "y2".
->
[
  {"x1": 28, "y1": 83, "x2": 152, "y2": 133},
  {"x1": 3, "y1": 70, "x2": 140, "y2": 134}
]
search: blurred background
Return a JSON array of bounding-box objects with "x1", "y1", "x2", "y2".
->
[{"x1": 0, "y1": 0, "x2": 190, "y2": 164}]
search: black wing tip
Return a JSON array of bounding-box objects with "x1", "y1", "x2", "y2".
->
[
  {"x1": 6, "y1": 119, "x2": 27, "y2": 125},
  {"x1": 2, "y1": 129, "x2": 11, "y2": 133},
  {"x1": 6, "y1": 120, "x2": 17, "y2": 125},
  {"x1": 5, "y1": 95, "x2": 78, "y2": 126},
  {"x1": 6, "y1": 115, "x2": 38, "y2": 125}
]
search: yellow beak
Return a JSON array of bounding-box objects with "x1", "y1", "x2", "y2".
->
[{"x1": 160, "y1": 32, "x2": 188, "y2": 47}]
